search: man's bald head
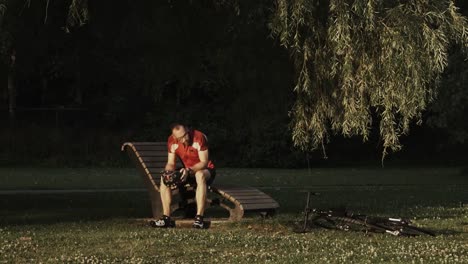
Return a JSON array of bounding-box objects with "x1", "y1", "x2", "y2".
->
[{"x1": 170, "y1": 122, "x2": 188, "y2": 142}]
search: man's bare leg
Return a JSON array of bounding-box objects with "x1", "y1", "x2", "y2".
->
[
  {"x1": 195, "y1": 170, "x2": 211, "y2": 216},
  {"x1": 160, "y1": 181, "x2": 172, "y2": 216}
]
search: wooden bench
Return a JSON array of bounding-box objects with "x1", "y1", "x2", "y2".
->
[{"x1": 121, "y1": 142, "x2": 279, "y2": 221}]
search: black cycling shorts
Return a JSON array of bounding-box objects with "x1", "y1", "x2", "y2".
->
[{"x1": 186, "y1": 168, "x2": 216, "y2": 185}]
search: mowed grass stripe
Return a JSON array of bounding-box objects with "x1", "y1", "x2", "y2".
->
[
  {"x1": 0, "y1": 167, "x2": 466, "y2": 190},
  {"x1": 0, "y1": 167, "x2": 466, "y2": 263}
]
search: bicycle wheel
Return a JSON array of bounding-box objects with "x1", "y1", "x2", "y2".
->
[
  {"x1": 370, "y1": 219, "x2": 436, "y2": 237},
  {"x1": 314, "y1": 216, "x2": 388, "y2": 234},
  {"x1": 291, "y1": 220, "x2": 309, "y2": 233},
  {"x1": 291, "y1": 211, "x2": 315, "y2": 233},
  {"x1": 291, "y1": 210, "x2": 347, "y2": 233},
  {"x1": 312, "y1": 216, "x2": 343, "y2": 230},
  {"x1": 399, "y1": 225, "x2": 436, "y2": 237}
]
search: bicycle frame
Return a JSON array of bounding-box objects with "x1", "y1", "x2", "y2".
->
[{"x1": 294, "y1": 191, "x2": 435, "y2": 236}]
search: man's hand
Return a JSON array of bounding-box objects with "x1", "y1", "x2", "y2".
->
[
  {"x1": 179, "y1": 168, "x2": 187, "y2": 181},
  {"x1": 179, "y1": 167, "x2": 194, "y2": 182}
]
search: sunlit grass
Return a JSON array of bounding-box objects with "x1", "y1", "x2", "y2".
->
[
  {"x1": 0, "y1": 213, "x2": 466, "y2": 263},
  {"x1": 0, "y1": 167, "x2": 467, "y2": 263}
]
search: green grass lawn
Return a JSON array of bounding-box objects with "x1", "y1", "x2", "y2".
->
[
  {"x1": 0, "y1": 167, "x2": 466, "y2": 189},
  {"x1": 0, "y1": 167, "x2": 467, "y2": 263}
]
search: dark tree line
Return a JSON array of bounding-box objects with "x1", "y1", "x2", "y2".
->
[{"x1": 0, "y1": 0, "x2": 467, "y2": 167}]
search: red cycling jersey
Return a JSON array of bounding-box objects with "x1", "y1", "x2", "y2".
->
[{"x1": 167, "y1": 129, "x2": 215, "y2": 170}]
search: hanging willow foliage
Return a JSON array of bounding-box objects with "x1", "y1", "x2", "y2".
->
[
  {"x1": 66, "y1": 0, "x2": 89, "y2": 31},
  {"x1": 270, "y1": 0, "x2": 468, "y2": 160},
  {"x1": 0, "y1": 0, "x2": 6, "y2": 27},
  {"x1": 0, "y1": 0, "x2": 10, "y2": 62}
]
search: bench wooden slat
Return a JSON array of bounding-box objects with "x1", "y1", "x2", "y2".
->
[
  {"x1": 133, "y1": 145, "x2": 168, "y2": 151},
  {"x1": 216, "y1": 187, "x2": 257, "y2": 191},
  {"x1": 144, "y1": 162, "x2": 169, "y2": 168},
  {"x1": 217, "y1": 187, "x2": 262, "y2": 192},
  {"x1": 127, "y1": 142, "x2": 167, "y2": 146},
  {"x1": 139, "y1": 156, "x2": 184, "y2": 167},
  {"x1": 147, "y1": 168, "x2": 170, "y2": 175},
  {"x1": 215, "y1": 188, "x2": 271, "y2": 198},
  {"x1": 235, "y1": 196, "x2": 276, "y2": 201},
  {"x1": 242, "y1": 202, "x2": 279, "y2": 210},
  {"x1": 218, "y1": 192, "x2": 275, "y2": 200},
  {"x1": 140, "y1": 156, "x2": 168, "y2": 162},
  {"x1": 217, "y1": 188, "x2": 262, "y2": 192},
  {"x1": 146, "y1": 161, "x2": 183, "y2": 168},
  {"x1": 219, "y1": 190, "x2": 267, "y2": 196},
  {"x1": 136, "y1": 151, "x2": 168, "y2": 157},
  {"x1": 236, "y1": 198, "x2": 277, "y2": 204},
  {"x1": 224, "y1": 194, "x2": 273, "y2": 199}
]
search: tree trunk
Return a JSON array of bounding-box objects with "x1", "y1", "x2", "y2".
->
[
  {"x1": 74, "y1": 71, "x2": 83, "y2": 105},
  {"x1": 41, "y1": 76, "x2": 48, "y2": 106},
  {"x1": 8, "y1": 50, "x2": 16, "y2": 122},
  {"x1": 75, "y1": 85, "x2": 83, "y2": 105}
]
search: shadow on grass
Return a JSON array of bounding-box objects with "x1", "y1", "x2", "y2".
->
[
  {"x1": 435, "y1": 228, "x2": 467, "y2": 236},
  {"x1": 0, "y1": 192, "x2": 152, "y2": 226},
  {"x1": 0, "y1": 192, "x2": 233, "y2": 226},
  {"x1": 0, "y1": 185, "x2": 466, "y2": 228},
  {"x1": 267, "y1": 185, "x2": 467, "y2": 215}
]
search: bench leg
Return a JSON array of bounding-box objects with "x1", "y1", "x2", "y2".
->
[
  {"x1": 209, "y1": 188, "x2": 244, "y2": 221},
  {"x1": 181, "y1": 197, "x2": 244, "y2": 221},
  {"x1": 148, "y1": 188, "x2": 163, "y2": 218},
  {"x1": 220, "y1": 202, "x2": 244, "y2": 221},
  {"x1": 153, "y1": 186, "x2": 245, "y2": 221},
  {"x1": 125, "y1": 146, "x2": 163, "y2": 218}
]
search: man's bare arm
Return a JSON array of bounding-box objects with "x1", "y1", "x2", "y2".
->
[
  {"x1": 189, "y1": 150, "x2": 209, "y2": 171},
  {"x1": 165, "y1": 152, "x2": 176, "y2": 171}
]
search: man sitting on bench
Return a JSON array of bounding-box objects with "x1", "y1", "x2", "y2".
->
[{"x1": 153, "y1": 122, "x2": 216, "y2": 229}]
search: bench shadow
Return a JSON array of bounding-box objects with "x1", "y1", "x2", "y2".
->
[
  {"x1": 1, "y1": 186, "x2": 466, "y2": 230},
  {"x1": 0, "y1": 192, "x2": 232, "y2": 227}
]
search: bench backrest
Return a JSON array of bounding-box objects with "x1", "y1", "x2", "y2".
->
[{"x1": 121, "y1": 142, "x2": 184, "y2": 190}]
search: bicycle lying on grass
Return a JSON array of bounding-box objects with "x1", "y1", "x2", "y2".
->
[{"x1": 293, "y1": 192, "x2": 436, "y2": 237}]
